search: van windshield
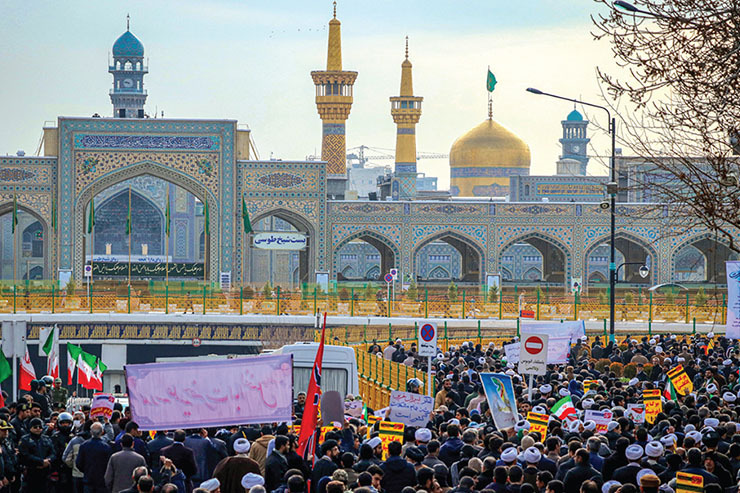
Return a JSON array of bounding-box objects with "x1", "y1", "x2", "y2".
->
[{"x1": 293, "y1": 367, "x2": 348, "y2": 398}]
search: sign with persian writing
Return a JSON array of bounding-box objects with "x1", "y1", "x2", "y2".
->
[
  {"x1": 125, "y1": 354, "x2": 293, "y2": 430},
  {"x1": 91, "y1": 393, "x2": 115, "y2": 419},
  {"x1": 253, "y1": 232, "x2": 307, "y2": 250},
  {"x1": 388, "y1": 390, "x2": 434, "y2": 427}
]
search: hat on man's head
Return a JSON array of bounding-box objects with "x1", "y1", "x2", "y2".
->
[
  {"x1": 645, "y1": 441, "x2": 664, "y2": 458},
  {"x1": 500, "y1": 447, "x2": 518, "y2": 463},
  {"x1": 639, "y1": 473, "x2": 660, "y2": 489},
  {"x1": 523, "y1": 447, "x2": 541, "y2": 464},
  {"x1": 723, "y1": 392, "x2": 737, "y2": 403},
  {"x1": 540, "y1": 384, "x2": 552, "y2": 394},
  {"x1": 241, "y1": 473, "x2": 265, "y2": 490},
  {"x1": 583, "y1": 421, "x2": 597, "y2": 432},
  {"x1": 199, "y1": 479, "x2": 220, "y2": 492},
  {"x1": 234, "y1": 438, "x2": 251, "y2": 454},
  {"x1": 366, "y1": 437, "x2": 382, "y2": 449},
  {"x1": 685, "y1": 430, "x2": 702, "y2": 444},
  {"x1": 602, "y1": 481, "x2": 621, "y2": 493},
  {"x1": 514, "y1": 420, "x2": 530, "y2": 432},
  {"x1": 625, "y1": 444, "x2": 643, "y2": 461},
  {"x1": 704, "y1": 417, "x2": 720, "y2": 428},
  {"x1": 659, "y1": 434, "x2": 676, "y2": 448},
  {"x1": 415, "y1": 428, "x2": 432, "y2": 442}
]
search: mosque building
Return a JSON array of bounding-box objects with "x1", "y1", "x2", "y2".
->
[{"x1": 0, "y1": 6, "x2": 736, "y2": 290}]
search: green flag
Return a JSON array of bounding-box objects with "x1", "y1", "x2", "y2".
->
[
  {"x1": 204, "y1": 199, "x2": 210, "y2": 236},
  {"x1": 242, "y1": 196, "x2": 252, "y2": 234},
  {"x1": 42, "y1": 329, "x2": 54, "y2": 355},
  {"x1": 11, "y1": 193, "x2": 18, "y2": 234},
  {"x1": 51, "y1": 196, "x2": 57, "y2": 232},
  {"x1": 87, "y1": 197, "x2": 95, "y2": 234},
  {"x1": 165, "y1": 194, "x2": 171, "y2": 237},
  {"x1": 0, "y1": 350, "x2": 11, "y2": 383},
  {"x1": 487, "y1": 69, "x2": 497, "y2": 92}
]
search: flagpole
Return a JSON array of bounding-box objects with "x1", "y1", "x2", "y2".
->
[
  {"x1": 128, "y1": 185, "x2": 132, "y2": 286},
  {"x1": 12, "y1": 185, "x2": 17, "y2": 286},
  {"x1": 90, "y1": 183, "x2": 94, "y2": 288},
  {"x1": 487, "y1": 65, "x2": 493, "y2": 120},
  {"x1": 165, "y1": 192, "x2": 170, "y2": 290}
]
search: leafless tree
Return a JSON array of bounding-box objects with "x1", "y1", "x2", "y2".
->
[{"x1": 592, "y1": 0, "x2": 740, "y2": 253}]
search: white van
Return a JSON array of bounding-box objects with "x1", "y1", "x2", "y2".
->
[{"x1": 272, "y1": 343, "x2": 359, "y2": 398}]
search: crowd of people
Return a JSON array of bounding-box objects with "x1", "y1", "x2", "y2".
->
[{"x1": 0, "y1": 331, "x2": 737, "y2": 493}]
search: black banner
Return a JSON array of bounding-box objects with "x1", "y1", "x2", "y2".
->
[{"x1": 91, "y1": 262, "x2": 204, "y2": 277}]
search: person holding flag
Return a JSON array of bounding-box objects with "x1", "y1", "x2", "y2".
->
[{"x1": 297, "y1": 313, "x2": 327, "y2": 466}]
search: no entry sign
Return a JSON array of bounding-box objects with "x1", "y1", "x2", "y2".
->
[
  {"x1": 417, "y1": 322, "x2": 437, "y2": 357},
  {"x1": 384, "y1": 273, "x2": 394, "y2": 283},
  {"x1": 519, "y1": 333, "x2": 549, "y2": 376},
  {"x1": 524, "y1": 336, "x2": 544, "y2": 355}
]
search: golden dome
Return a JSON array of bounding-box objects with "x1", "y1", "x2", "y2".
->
[{"x1": 449, "y1": 118, "x2": 531, "y2": 197}]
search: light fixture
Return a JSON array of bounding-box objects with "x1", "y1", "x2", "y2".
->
[{"x1": 639, "y1": 265, "x2": 650, "y2": 278}]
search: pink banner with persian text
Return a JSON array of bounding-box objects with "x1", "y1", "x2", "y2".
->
[{"x1": 125, "y1": 354, "x2": 293, "y2": 430}]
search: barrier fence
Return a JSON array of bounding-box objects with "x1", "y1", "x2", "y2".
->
[{"x1": 0, "y1": 282, "x2": 728, "y2": 324}]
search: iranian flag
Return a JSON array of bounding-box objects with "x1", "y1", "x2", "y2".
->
[
  {"x1": 41, "y1": 326, "x2": 59, "y2": 379},
  {"x1": 91, "y1": 360, "x2": 107, "y2": 391},
  {"x1": 77, "y1": 351, "x2": 98, "y2": 389},
  {"x1": 19, "y1": 345, "x2": 36, "y2": 391},
  {"x1": 67, "y1": 343, "x2": 82, "y2": 385},
  {"x1": 551, "y1": 396, "x2": 577, "y2": 420}
]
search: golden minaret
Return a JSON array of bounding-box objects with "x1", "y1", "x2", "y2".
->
[
  {"x1": 311, "y1": 2, "x2": 357, "y2": 178},
  {"x1": 390, "y1": 37, "x2": 423, "y2": 199}
]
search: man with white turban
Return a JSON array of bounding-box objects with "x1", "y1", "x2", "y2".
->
[{"x1": 214, "y1": 438, "x2": 262, "y2": 493}]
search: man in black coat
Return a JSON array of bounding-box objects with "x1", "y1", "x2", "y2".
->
[
  {"x1": 161, "y1": 429, "x2": 198, "y2": 491},
  {"x1": 265, "y1": 435, "x2": 290, "y2": 492},
  {"x1": 75, "y1": 422, "x2": 112, "y2": 493},
  {"x1": 18, "y1": 417, "x2": 55, "y2": 491},
  {"x1": 311, "y1": 440, "x2": 340, "y2": 493},
  {"x1": 381, "y1": 440, "x2": 416, "y2": 493},
  {"x1": 562, "y1": 449, "x2": 602, "y2": 492}
]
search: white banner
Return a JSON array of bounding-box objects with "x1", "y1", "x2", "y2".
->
[
  {"x1": 584, "y1": 409, "x2": 613, "y2": 433},
  {"x1": 519, "y1": 334, "x2": 549, "y2": 375},
  {"x1": 388, "y1": 390, "x2": 434, "y2": 428},
  {"x1": 253, "y1": 232, "x2": 307, "y2": 250},
  {"x1": 727, "y1": 261, "x2": 740, "y2": 339},
  {"x1": 521, "y1": 320, "x2": 585, "y2": 343},
  {"x1": 508, "y1": 336, "x2": 571, "y2": 365}
]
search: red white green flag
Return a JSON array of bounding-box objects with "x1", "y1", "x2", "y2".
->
[
  {"x1": 77, "y1": 351, "x2": 97, "y2": 389},
  {"x1": 19, "y1": 345, "x2": 36, "y2": 391},
  {"x1": 551, "y1": 396, "x2": 577, "y2": 420},
  {"x1": 67, "y1": 343, "x2": 82, "y2": 385}
]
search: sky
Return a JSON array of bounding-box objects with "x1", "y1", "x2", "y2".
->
[{"x1": 0, "y1": 0, "x2": 623, "y2": 190}]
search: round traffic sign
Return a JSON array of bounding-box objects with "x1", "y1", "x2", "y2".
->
[
  {"x1": 384, "y1": 274, "x2": 393, "y2": 283},
  {"x1": 192, "y1": 337, "x2": 201, "y2": 347},
  {"x1": 420, "y1": 323, "x2": 435, "y2": 342},
  {"x1": 524, "y1": 335, "x2": 544, "y2": 355}
]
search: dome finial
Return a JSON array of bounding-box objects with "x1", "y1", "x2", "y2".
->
[
  {"x1": 405, "y1": 36, "x2": 409, "y2": 59},
  {"x1": 333, "y1": 0, "x2": 337, "y2": 19},
  {"x1": 126, "y1": 13, "x2": 130, "y2": 31}
]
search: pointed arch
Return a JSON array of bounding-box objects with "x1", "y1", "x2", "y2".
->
[
  {"x1": 332, "y1": 230, "x2": 399, "y2": 281},
  {"x1": 670, "y1": 232, "x2": 739, "y2": 283},
  {"x1": 74, "y1": 161, "x2": 218, "y2": 282},
  {"x1": 583, "y1": 232, "x2": 657, "y2": 284},
  {"x1": 498, "y1": 232, "x2": 571, "y2": 285},
  {"x1": 0, "y1": 203, "x2": 49, "y2": 280},
  {"x1": 413, "y1": 230, "x2": 484, "y2": 283}
]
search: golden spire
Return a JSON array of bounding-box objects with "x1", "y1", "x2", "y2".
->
[
  {"x1": 327, "y1": 1, "x2": 342, "y2": 71},
  {"x1": 400, "y1": 37, "x2": 413, "y2": 96}
]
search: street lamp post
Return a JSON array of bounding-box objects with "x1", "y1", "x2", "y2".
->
[{"x1": 526, "y1": 88, "x2": 618, "y2": 341}]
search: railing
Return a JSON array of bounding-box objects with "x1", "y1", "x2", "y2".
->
[{"x1": 0, "y1": 282, "x2": 728, "y2": 325}]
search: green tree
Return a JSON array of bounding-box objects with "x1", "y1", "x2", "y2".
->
[
  {"x1": 338, "y1": 287, "x2": 350, "y2": 301},
  {"x1": 262, "y1": 282, "x2": 272, "y2": 300},
  {"x1": 448, "y1": 281, "x2": 458, "y2": 302},
  {"x1": 598, "y1": 290, "x2": 608, "y2": 305},
  {"x1": 624, "y1": 291, "x2": 634, "y2": 304},
  {"x1": 406, "y1": 281, "x2": 418, "y2": 301},
  {"x1": 664, "y1": 289, "x2": 676, "y2": 305},
  {"x1": 66, "y1": 280, "x2": 77, "y2": 296},
  {"x1": 488, "y1": 284, "x2": 499, "y2": 303},
  {"x1": 363, "y1": 283, "x2": 375, "y2": 301},
  {"x1": 695, "y1": 287, "x2": 707, "y2": 307}
]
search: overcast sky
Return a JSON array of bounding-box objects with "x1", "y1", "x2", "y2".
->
[{"x1": 0, "y1": 0, "x2": 623, "y2": 189}]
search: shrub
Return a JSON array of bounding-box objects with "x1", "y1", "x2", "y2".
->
[
  {"x1": 406, "y1": 281, "x2": 418, "y2": 301},
  {"x1": 243, "y1": 286, "x2": 255, "y2": 299},
  {"x1": 695, "y1": 287, "x2": 707, "y2": 307},
  {"x1": 624, "y1": 291, "x2": 634, "y2": 304},
  {"x1": 609, "y1": 362, "x2": 624, "y2": 377},
  {"x1": 262, "y1": 282, "x2": 272, "y2": 299},
  {"x1": 448, "y1": 282, "x2": 458, "y2": 302},
  {"x1": 594, "y1": 358, "x2": 612, "y2": 373},
  {"x1": 623, "y1": 362, "x2": 638, "y2": 379},
  {"x1": 665, "y1": 290, "x2": 675, "y2": 305},
  {"x1": 364, "y1": 283, "x2": 375, "y2": 301},
  {"x1": 338, "y1": 287, "x2": 350, "y2": 301},
  {"x1": 597, "y1": 290, "x2": 608, "y2": 305},
  {"x1": 66, "y1": 279, "x2": 77, "y2": 296}
]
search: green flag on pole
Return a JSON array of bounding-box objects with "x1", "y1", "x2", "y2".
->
[
  {"x1": 0, "y1": 349, "x2": 11, "y2": 383},
  {"x1": 11, "y1": 193, "x2": 18, "y2": 234},
  {"x1": 125, "y1": 197, "x2": 131, "y2": 235},
  {"x1": 487, "y1": 69, "x2": 497, "y2": 92},
  {"x1": 204, "y1": 199, "x2": 210, "y2": 236},
  {"x1": 87, "y1": 197, "x2": 95, "y2": 234},
  {"x1": 242, "y1": 196, "x2": 252, "y2": 234},
  {"x1": 165, "y1": 194, "x2": 171, "y2": 237}
]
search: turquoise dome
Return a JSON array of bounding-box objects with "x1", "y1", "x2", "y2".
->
[
  {"x1": 112, "y1": 31, "x2": 144, "y2": 58},
  {"x1": 566, "y1": 109, "x2": 583, "y2": 121}
]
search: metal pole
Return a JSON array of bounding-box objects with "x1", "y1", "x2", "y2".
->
[
  {"x1": 128, "y1": 185, "x2": 132, "y2": 286},
  {"x1": 527, "y1": 373, "x2": 533, "y2": 402},
  {"x1": 609, "y1": 117, "x2": 617, "y2": 343},
  {"x1": 427, "y1": 356, "x2": 432, "y2": 397},
  {"x1": 12, "y1": 324, "x2": 17, "y2": 402}
]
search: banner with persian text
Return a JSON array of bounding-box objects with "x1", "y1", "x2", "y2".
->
[
  {"x1": 727, "y1": 261, "x2": 740, "y2": 339},
  {"x1": 125, "y1": 354, "x2": 293, "y2": 430}
]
